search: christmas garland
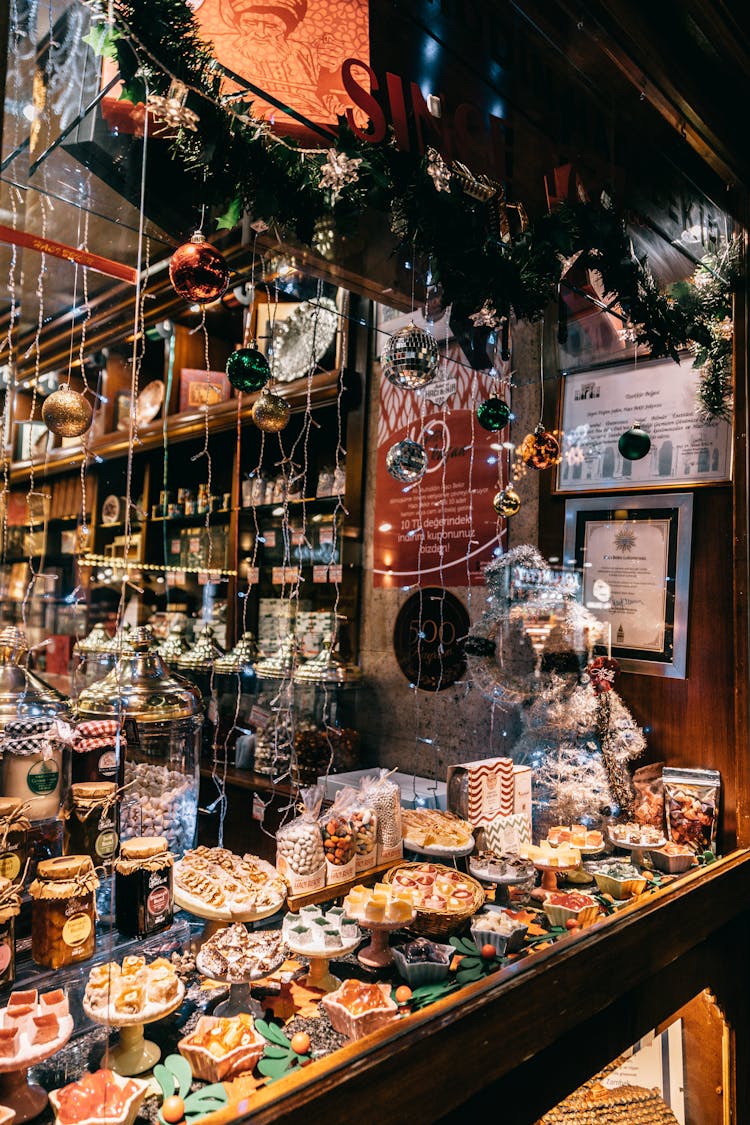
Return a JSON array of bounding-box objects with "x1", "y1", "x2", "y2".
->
[{"x1": 92, "y1": 0, "x2": 741, "y2": 419}]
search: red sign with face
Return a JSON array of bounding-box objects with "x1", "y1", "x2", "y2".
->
[{"x1": 373, "y1": 338, "x2": 507, "y2": 588}]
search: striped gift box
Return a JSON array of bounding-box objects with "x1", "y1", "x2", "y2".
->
[{"x1": 485, "y1": 813, "x2": 532, "y2": 854}]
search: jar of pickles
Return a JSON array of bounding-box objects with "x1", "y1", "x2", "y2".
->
[
  {"x1": 114, "y1": 837, "x2": 174, "y2": 938},
  {"x1": 0, "y1": 798, "x2": 30, "y2": 884},
  {"x1": 64, "y1": 783, "x2": 120, "y2": 871},
  {"x1": 29, "y1": 855, "x2": 99, "y2": 969}
]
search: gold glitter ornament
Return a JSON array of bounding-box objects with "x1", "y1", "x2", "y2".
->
[
  {"x1": 41, "y1": 386, "x2": 93, "y2": 437},
  {"x1": 251, "y1": 388, "x2": 290, "y2": 432},
  {"x1": 518, "y1": 423, "x2": 560, "y2": 470},
  {"x1": 492, "y1": 486, "x2": 521, "y2": 517}
]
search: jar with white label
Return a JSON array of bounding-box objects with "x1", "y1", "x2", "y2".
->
[
  {"x1": 29, "y1": 855, "x2": 99, "y2": 969},
  {"x1": 64, "y1": 782, "x2": 120, "y2": 871},
  {"x1": 1, "y1": 719, "x2": 65, "y2": 820},
  {"x1": 0, "y1": 798, "x2": 30, "y2": 884}
]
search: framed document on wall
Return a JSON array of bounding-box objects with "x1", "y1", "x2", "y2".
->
[
  {"x1": 563, "y1": 493, "x2": 693, "y2": 678},
  {"x1": 555, "y1": 357, "x2": 733, "y2": 493}
]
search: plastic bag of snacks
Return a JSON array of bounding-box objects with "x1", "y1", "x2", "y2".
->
[
  {"x1": 276, "y1": 785, "x2": 326, "y2": 894},
  {"x1": 319, "y1": 789, "x2": 357, "y2": 885},
  {"x1": 361, "y1": 770, "x2": 403, "y2": 863},
  {"x1": 350, "y1": 781, "x2": 379, "y2": 873},
  {"x1": 663, "y1": 767, "x2": 721, "y2": 853},
  {"x1": 631, "y1": 763, "x2": 665, "y2": 829}
]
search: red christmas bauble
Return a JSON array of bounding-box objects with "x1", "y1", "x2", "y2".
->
[{"x1": 169, "y1": 232, "x2": 230, "y2": 303}]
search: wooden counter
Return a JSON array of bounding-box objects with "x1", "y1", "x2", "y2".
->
[{"x1": 206, "y1": 851, "x2": 750, "y2": 1124}]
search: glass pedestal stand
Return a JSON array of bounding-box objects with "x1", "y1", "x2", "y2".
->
[
  {"x1": 0, "y1": 1017, "x2": 73, "y2": 1122},
  {"x1": 84, "y1": 986, "x2": 185, "y2": 1076}
]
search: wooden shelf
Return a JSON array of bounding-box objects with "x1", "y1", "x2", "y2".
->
[
  {"x1": 8, "y1": 370, "x2": 342, "y2": 484},
  {"x1": 286, "y1": 860, "x2": 399, "y2": 912}
]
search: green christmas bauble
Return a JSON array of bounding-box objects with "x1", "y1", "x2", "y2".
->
[
  {"x1": 226, "y1": 345, "x2": 270, "y2": 393},
  {"x1": 476, "y1": 396, "x2": 511, "y2": 432},
  {"x1": 618, "y1": 422, "x2": 651, "y2": 461}
]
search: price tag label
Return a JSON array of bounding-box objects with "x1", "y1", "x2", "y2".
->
[
  {"x1": 263, "y1": 530, "x2": 276, "y2": 548},
  {"x1": 250, "y1": 705, "x2": 271, "y2": 731},
  {"x1": 271, "y1": 567, "x2": 285, "y2": 584},
  {"x1": 244, "y1": 566, "x2": 260, "y2": 585},
  {"x1": 328, "y1": 564, "x2": 343, "y2": 582},
  {"x1": 319, "y1": 527, "x2": 334, "y2": 544},
  {"x1": 313, "y1": 566, "x2": 328, "y2": 583},
  {"x1": 252, "y1": 795, "x2": 266, "y2": 822}
]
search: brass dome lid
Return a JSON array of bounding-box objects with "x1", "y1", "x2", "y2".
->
[
  {"x1": 293, "y1": 645, "x2": 361, "y2": 684},
  {"x1": 0, "y1": 627, "x2": 69, "y2": 727},
  {"x1": 73, "y1": 623, "x2": 112, "y2": 656},
  {"x1": 176, "y1": 624, "x2": 225, "y2": 671},
  {"x1": 214, "y1": 631, "x2": 258, "y2": 674},
  {"x1": 76, "y1": 626, "x2": 202, "y2": 721},
  {"x1": 254, "y1": 635, "x2": 301, "y2": 680}
]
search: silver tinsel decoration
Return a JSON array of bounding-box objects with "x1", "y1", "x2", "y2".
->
[
  {"x1": 319, "y1": 148, "x2": 362, "y2": 201},
  {"x1": 425, "y1": 146, "x2": 452, "y2": 193},
  {"x1": 381, "y1": 323, "x2": 440, "y2": 390},
  {"x1": 385, "y1": 438, "x2": 428, "y2": 483},
  {"x1": 147, "y1": 80, "x2": 199, "y2": 132}
]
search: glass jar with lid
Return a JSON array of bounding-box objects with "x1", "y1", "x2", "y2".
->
[
  {"x1": 252, "y1": 638, "x2": 301, "y2": 777},
  {"x1": 114, "y1": 836, "x2": 174, "y2": 938},
  {"x1": 29, "y1": 854, "x2": 99, "y2": 969},
  {"x1": 64, "y1": 782, "x2": 120, "y2": 871},
  {"x1": 214, "y1": 632, "x2": 259, "y2": 764},
  {"x1": 0, "y1": 877, "x2": 23, "y2": 986},
  {"x1": 292, "y1": 647, "x2": 362, "y2": 786},
  {"x1": 76, "y1": 626, "x2": 203, "y2": 859},
  {"x1": 0, "y1": 627, "x2": 71, "y2": 820},
  {"x1": 0, "y1": 798, "x2": 30, "y2": 884},
  {"x1": 72, "y1": 624, "x2": 118, "y2": 697}
]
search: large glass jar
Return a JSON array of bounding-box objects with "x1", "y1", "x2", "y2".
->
[
  {"x1": 252, "y1": 639, "x2": 300, "y2": 777},
  {"x1": 72, "y1": 624, "x2": 118, "y2": 697},
  {"x1": 213, "y1": 632, "x2": 259, "y2": 764},
  {"x1": 0, "y1": 627, "x2": 71, "y2": 820},
  {"x1": 292, "y1": 648, "x2": 362, "y2": 786},
  {"x1": 76, "y1": 626, "x2": 203, "y2": 859}
]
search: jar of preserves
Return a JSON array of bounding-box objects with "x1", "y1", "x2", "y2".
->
[
  {"x1": 114, "y1": 836, "x2": 174, "y2": 938},
  {"x1": 0, "y1": 798, "x2": 30, "y2": 884},
  {"x1": 292, "y1": 647, "x2": 362, "y2": 786},
  {"x1": 29, "y1": 855, "x2": 99, "y2": 969},
  {"x1": 64, "y1": 782, "x2": 120, "y2": 870},
  {"x1": 0, "y1": 876, "x2": 23, "y2": 986},
  {"x1": 0, "y1": 627, "x2": 70, "y2": 820},
  {"x1": 77, "y1": 627, "x2": 202, "y2": 858},
  {"x1": 71, "y1": 719, "x2": 122, "y2": 786}
]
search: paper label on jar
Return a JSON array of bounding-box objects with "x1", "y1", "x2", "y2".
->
[
  {"x1": 26, "y1": 759, "x2": 59, "y2": 795},
  {"x1": 147, "y1": 884, "x2": 172, "y2": 919},
  {"x1": 95, "y1": 830, "x2": 118, "y2": 860},
  {"x1": 0, "y1": 935, "x2": 11, "y2": 979},
  {"x1": 0, "y1": 852, "x2": 20, "y2": 881},
  {"x1": 63, "y1": 912, "x2": 92, "y2": 947},
  {"x1": 325, "y1": 856, "x2": 356, "y2": 886},
  {"x1": 98, "y1": 750, "x2": 117, "y2": 778}
]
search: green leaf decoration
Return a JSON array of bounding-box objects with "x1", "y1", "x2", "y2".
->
[
  {"x1": 153, "y1": 1064, "x2": 175, "y2": 1100},
  {"x1": 256, "y1": 1019, "x2": 291, "y2": 1048},
  {"x1": 216, "y1": 197, "x2": 242, "y2": 232},
  {"x1": 82, "y1": 24, "x2": 120, "y2": 59},
  {"x1": 409, "y1": 980, "x2": 461, "y2": 1009},
  {"x1": 258, "y1": 1056, "x2": 298, "y2": 1082},
  {"x1": 162, "y1": 1054, "x2": 193, "y2": 1100},
  {"x1": 185, "y1": 1085, "x2": 228, "y2": 1106},
  {"x1": 449, "y1": 936, "x2": 480, "y2": 957},
  {"x1": 262, "y1": 1044, "x2": 292, "y2": 1059}
]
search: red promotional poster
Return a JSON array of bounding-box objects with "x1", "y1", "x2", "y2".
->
[{"x1": 373, "y1": 332, "x2": 508, "y2": 589}]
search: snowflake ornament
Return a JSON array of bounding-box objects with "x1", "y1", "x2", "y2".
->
[
  {"x1": 425, "y1": 147, "x2": 452, "y2": 193},
  {"x1": 319, "y1": 148, "x2": 362, "y2": 200},
  {"x1": 469, "y1": 301, "x2": 503, "y2": 329}
]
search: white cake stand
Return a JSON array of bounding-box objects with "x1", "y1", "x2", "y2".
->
[
  {"x1": 404, "y1": 837, "x2": 475, "y2": 859},
  {"x1": 84, "y1": 983, "x2": 185, "y2": 1076},
  {"x1": 0, "y1": 1016, "x2": 73, "y2": 1123},
  {"x1": 195, "y1": 948, "x2": 286, "y2": 1018},
  {"x1": 608, "y1": 830, "x2": 667, "y2": 866},
  {"x1": 283, "y1": 933, "x2": 362, "y2": 993}
]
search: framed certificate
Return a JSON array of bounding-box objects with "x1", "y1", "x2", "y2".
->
[
  {"x1": 555, "y1": 356, "x2": 733, "y2": 493},
  {"x1": 563, "y1": 493, "x2": 693, "y2": 678}
]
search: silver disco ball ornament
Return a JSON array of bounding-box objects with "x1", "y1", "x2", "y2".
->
[
  {"x1": 386, "y1": 438, "x2": 428, "y2": 483},
  {"x1": 381, "y1": 323, "x2": 440, "y2": 389}
]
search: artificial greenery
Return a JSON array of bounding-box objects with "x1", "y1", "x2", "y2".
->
[
  {"x1": 255, "y1": 1018, "x2": 311, "y2": 1082},
  {"x1": 97, "y1": 0, "x2": 740, "y2": 419},
  {"x1": 154, "y1": 1054, "x2": 227, "y2": 1124}
]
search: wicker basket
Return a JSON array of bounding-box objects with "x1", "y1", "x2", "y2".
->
[
  {"x1": 384, "y1": 861, "x2": 485, "y2": 937},
  {"x1": 537, "y1": 1055, "x2": 680, "y2": 1124}
]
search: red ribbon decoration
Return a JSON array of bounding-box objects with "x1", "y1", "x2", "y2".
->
[{"x1": 0, "y1": 224, "x2": 137, "y2": 285}]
